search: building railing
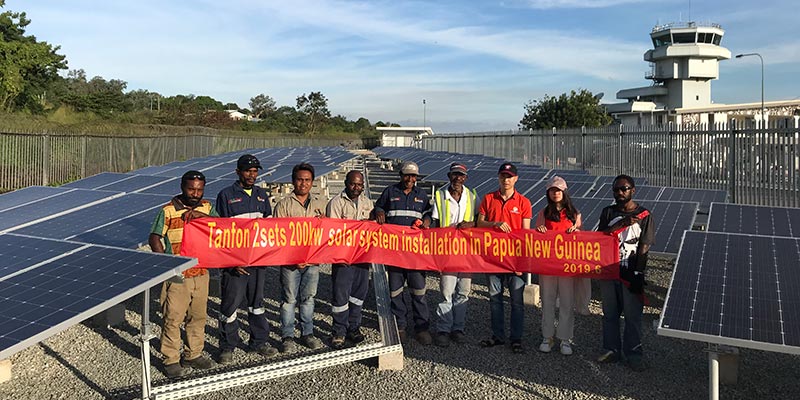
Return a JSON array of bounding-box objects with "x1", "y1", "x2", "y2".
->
[
  {"x1": 421, "y1": 123, "x2": 800, "y2": 207},
  {"x1": 0, "y1": 132, "x2": 369, "y2": 193}
]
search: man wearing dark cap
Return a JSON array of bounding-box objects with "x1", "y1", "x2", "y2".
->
[
  {"x1": 149, "y1": 170, "x2": 218, "y2": 378},
  {"x1": 430, "y1": 163, "x2": 478, "y2": 347},
  {"x1": 374, "y1": 160, "x2": 434, "y2": 345},
  {"x1": 476, "y1": 162, "x2": 532, "y2": 353},
  {"x1": 214, "y1": 154, "x2": 278, "y2": 363}
]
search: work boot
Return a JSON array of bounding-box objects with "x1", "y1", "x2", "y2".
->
[
  {"x1": 182, "y1": 355, "x2": 215, "y2": 369},
  {"x1": 218, "y1": 350, "x2": 234, "y2": 364},
  {"x1": 164, "y1": 363, "x2": 188, "y2": 379},
  {"x1": 251, "y1": 344, "x2": 279, "y2": 358},
  {"x1": 346, "y1": 328, "x2": 365, "y2": 344},
  {"x1": 299, "y1": 335, "x2": 324, "y2": 350},
  {"x1": 415, "y1": 330, "x2": 433, "y2": 346},
  {"x1": 434, "y1": 332, "x2": 450, "y2": 348}
]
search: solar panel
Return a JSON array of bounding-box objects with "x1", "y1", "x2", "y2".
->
[
  {"x1": 708, "y1": 203, "x2": 800, "y2": 237},
  {"x1": 564, "y1": 181, "x2": 595, "y2": 197},
  {"x1": 639, "y1": 200, "x2": 699, "y2": 254},
  {"x1": 0, "y1": 186, "x2": 68, "y2": 209},
  {"x1": 591, "y1": 183, "x2": 664, "y2": 200},
  {"x1": 658, "y1": 187, "x2": 727, "y2": 213},
  {"x1": 9, "y1": 193, "x2": 172, "y2": 240},
  {"x1": 659, "y1": 231, "x2": 800, "y2": 354},
  {"x1": 547, "y1": 173, "x2": 597, "y2": 183},
  {"x1": 571, "y1": 197, "x2": 613, "y2": 231},
  {"x1": 92, "y1": 174, "x2": 168, "y2": 193},
  {"x1": 0, "y1": 233, "x2": 196, "y2": 360},
  {"x1": 62, "y1": 172, "x2": 131, "y2": 189},
  {"x1": 0, "y1": 189, "x2": 123, "y2": 231}
]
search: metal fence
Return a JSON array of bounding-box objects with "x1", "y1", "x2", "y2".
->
[
  {"x1": 0, "y1": 132, "x2": 364, "y2": 192},
  {"x1": 421, "y1": 123, "x2": 800, "y2": 207}
]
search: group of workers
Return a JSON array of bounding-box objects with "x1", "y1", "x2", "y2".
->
[{"x1": 148, "y1": 153, "x2": 655, "y2": 379}]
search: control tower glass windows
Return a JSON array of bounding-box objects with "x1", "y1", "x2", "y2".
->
[
  {"x1": 698, "y1": 33, "x2": 714, "y2": 44},
  {"x1": 653, "y1": 33, "x2": 671, "y2": 47},
  {"x1": 672, "y1": 32, "x2": 696, "y2": 44},
  {"x1": 713, "y1": 34, "x2": 721, "y2": 45}
]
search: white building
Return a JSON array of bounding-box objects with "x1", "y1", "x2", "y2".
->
[
  {"x1": 377, "y1": 126, "x2": 433, "y2": 147},
  {"x1": 606, "y1": 22, "x2": 800, "y2": 128}
]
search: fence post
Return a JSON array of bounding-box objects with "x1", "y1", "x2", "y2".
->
[
  {"x1": 43, "y1": 134, "x2": 50, "y2": 186},
  {"x1": 551, "y1": 128, "x2": 557, "y2": 169},
  {"x1": 728, "y1": 123, "x2": 737, "y2": 203},
  {"x1": 617, "y1": 125, "x2": 624, "y2": 174},
  {"x1": 580, "y1": 126, "x2": 586, "y2": 171},
  {"x1": 81, "y1": 136, "x2": 87, "y2": 179},
  {"x1": 667, "y1": 129, "x2": 674, "y2": 187}
]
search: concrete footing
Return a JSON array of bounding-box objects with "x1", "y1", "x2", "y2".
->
[
  {"x1": 377, "y1": 350, "x2": 404, "y2": 371},
  {"x1": 523, "y1": 284, "x2": 540, "y2": 307},
  {"x1": 0, "y1": 359, "x2": 12, "y2": 383}
]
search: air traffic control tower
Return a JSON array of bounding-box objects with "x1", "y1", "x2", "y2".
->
[{"x1": 607, "y1": 22, "x2": 732, "y2": 125}]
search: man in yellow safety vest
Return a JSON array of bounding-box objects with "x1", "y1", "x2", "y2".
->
[{"x1": 430, "y1": 162, "x2": 478, "y2": 347}]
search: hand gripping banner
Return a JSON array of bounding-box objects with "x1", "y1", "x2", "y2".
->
[{"x1": 181, "y1": 217, "x2": 620, "y2": 279}]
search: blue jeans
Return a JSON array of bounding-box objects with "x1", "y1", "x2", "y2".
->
[
  {"x1": 599, "y1": 280, "x2": 643, "y2": 359},
  {"x1": 488, "y1": 273, "x2": 525, "y2": 342},
  {"x1": 280, "y1": 265, "x2": 320, "y2": 339},
  {"x1": 436, "y1": 272, "x2": 472, "y2": 334}
]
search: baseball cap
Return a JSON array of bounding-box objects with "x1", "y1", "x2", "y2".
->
[
  {"x1": 400, "y1": 161, "x2": 420, "y2": 175},
  {"x1": 448, "y1": 163, "x2": 468, "y2": 175},
  {"x1": 546, "y1": 175, "x2": 568, "y2": 191},
  {"x1": 237, "y1": 154, "x2": 262, "y2": 170},
  {"x1": 498, "y1": 162, "x2": 517, "y2": 177}
]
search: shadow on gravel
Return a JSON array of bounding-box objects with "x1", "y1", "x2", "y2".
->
[{"x1": 39, "y1": 343, "x2": 113, "y2": 399}]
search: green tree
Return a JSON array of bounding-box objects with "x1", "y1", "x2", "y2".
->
[
  {"x1": 520, "y1": 89, "x2": 611, "y2": 130},
  {"x1": 249, "y1": 93, "x2": 276, "y2": 119},
  {"x1": 0, "y1": 1, "x2": 67, "y2": 111},
  {"x1": 61, "y1": 70, "x2": 129, "y2": 115},
  {"x1": 296, "y1": 91, "x2": 331, "y2": 135}
]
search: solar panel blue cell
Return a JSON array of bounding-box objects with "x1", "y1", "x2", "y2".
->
[
  {"x1": 0, "y1": 189, "x2": 121, "y2": 231},
  {"x1": 10, "y1": 193, "x2": 172, "y2": 240},
  {"x1": 0, "y1": 234, "x2": 196, "y2": 360},
  {"x1": 136, "y1": 179, "x2": 181, "y2": 196},
  {"x1": 658, "y1": 187, "x2": 727, "y2": 213},
  {"x1": 571, "y1": 197, "x2": 613, "y2": 231},
  {"x1": 62, "y1": 172, "x2": 131, "y2": 189},
  {"x1": 0, "y1": 186, "x2": 68, "y2": 209}
]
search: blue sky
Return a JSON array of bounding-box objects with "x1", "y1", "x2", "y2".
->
[{"x1": 7, "y1": 0, "x2": 799, "y2": 132}]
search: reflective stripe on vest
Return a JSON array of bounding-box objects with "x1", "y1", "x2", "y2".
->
[{"x1": 435, "y1": 187, "x2": 476, "y2": 227}]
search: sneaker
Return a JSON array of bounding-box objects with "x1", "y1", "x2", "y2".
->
[
  {"x1": 251, "y1": 344, "x2": 279, "y2": 358},
  {"x1": 627, "y1": 357, "x2": 647, "y2": 372},
  {"x1": 397, "y1": 329, "x2": 407, "y2": 343},
  {"x1": 346, "y1": 329, "x2": 365, "y2": 344},
  {"x1": 299, "y1": 335, "x2": 324, "y2": 350},
  {"x1": 450, "y1": 330, "x2": 468, "y2": 344},
  {"x1": 331, "y1": 335, "x2": 346, "y2": 350},
  {"x1": 560, "y1": 341, "x2": 573, "y2": 356},
  {"x1": 164, "y1": 363, "x2": 188, "y2": 379},
  {"x1": 415, "y1": 330, "x2": 433, "y2": 346},
  {"x1": 539, "y1": 337, "x2": 555, "y2": 353},
  {"x1": 218, "y1": 350, "x2": 234, "y2": 365},
  {"x1": 182, "y1": 355, "x2": 215, "y2": 369},
  {"x1": 434, "y1": 332, "x2": 450, "y2": 348},
  {"x1": 281, "y1": 337, "x2": 297, "y2": 353},
  {"x1": 597, "y1": 350, "x2": 619, "y2": 363}
]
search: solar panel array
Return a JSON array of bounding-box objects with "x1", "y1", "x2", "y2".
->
[
  {"x1": 708, "y1": 203, "x2": 800, "y2": 237},
  {"x1": 0, "y1": 146, "x2": 358, "y2": 360}
]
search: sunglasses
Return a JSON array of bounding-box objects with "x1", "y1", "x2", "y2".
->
[
  {"x1": 183, "y1": 173, "x2": 205, "y2": 181},
  {"x1": 612, "y1": 185, "x2": 633, "y2": 192}
]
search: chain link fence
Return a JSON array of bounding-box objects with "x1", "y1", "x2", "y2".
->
[
  {"x1": 0, "y1": 132, "x2": 368, "y2": 192},
  {"x1": 422, "y1": 123, "x2": 800, "y2": 207}
]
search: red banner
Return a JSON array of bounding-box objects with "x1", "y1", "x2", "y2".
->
[{"x1": 180, "y1": 218, "x2": 620, "y2": 279}]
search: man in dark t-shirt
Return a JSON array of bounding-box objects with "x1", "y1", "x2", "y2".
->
[{"x1": 596, "y1": 174, "x2": 655, "y2": 372}]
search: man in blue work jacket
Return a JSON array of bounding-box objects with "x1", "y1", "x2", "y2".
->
[
  {"x1": 374, "y1": 161, "x2": 433, "y2": 345},
  {"x1": 215, "y1": 154, "x2": 278, "y2": 363}
]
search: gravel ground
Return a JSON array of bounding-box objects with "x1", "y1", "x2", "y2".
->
[{"x1": 2, "y1": 257, "x2": 799, "y2": 400}]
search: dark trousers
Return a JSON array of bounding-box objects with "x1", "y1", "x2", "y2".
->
[
  {"x1": 218, "y1": 267, "x2": 270, "y2": 351},
  {"x1": 388, "y1": 266, "x2": 429, "y2": 332},
  {"x1": 331, "y1": 263, "x2": 370, "y2": 337}
]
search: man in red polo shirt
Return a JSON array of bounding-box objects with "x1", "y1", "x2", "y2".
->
[{"x1": 475, "y1": 162, "x2": 532, "y2": 353}]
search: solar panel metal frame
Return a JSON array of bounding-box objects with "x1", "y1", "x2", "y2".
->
[
  {"x1": 658, "y1": 230, "x2": 800, "y2": 355},
  {"x1": 0, "y1": 233, "x2": 196, "y2": 360}
]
